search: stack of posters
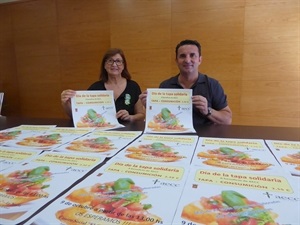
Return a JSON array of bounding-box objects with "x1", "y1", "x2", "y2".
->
[
  {"x1": 54, "y1": 130, "x2": 142, "y2": 157},
  {"x1": 266, "y1": 140, "x2": 300, "y2": 176},
  {"x1": 1, "y1": 94, "x2": 299, "y2": 225},
  {"x1": 0, "y1": 151, "x2": 105, "y2": 225},
  {"x1": 145, "y1": 89, "x2": 196, "y2": 134},
  {"x1": 71, "y1": 90, "x2": 124, "y2": 129},
  {"x1": 24, "y1": 157, "x2": 190, "y2": 225}
]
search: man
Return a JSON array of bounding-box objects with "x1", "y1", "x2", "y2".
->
[{"x1": 139, "y1": 39, "x2": 232, "y2": 126}]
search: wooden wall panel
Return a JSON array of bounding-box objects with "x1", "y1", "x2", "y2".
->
[
  {"x1": 9, "y1": 0, "x2": 61, "y2": 118},
  {"x1": 110, "y1": 0, "x2": 171, "y2": 18},
  {"x1": 171, "y1": 0, "x2": 245, "y2": 45},
  {"x1": 110, "y1": 14, "x2": 171, "y2": 50},
  {"x1": 19, "y1": 81, "x2": 63, "y2": 117},
  {"x1": 60, "y1": 52, "x2": 105, "y2": 90},
  {"x1": 0, "y1": 0, "x2": 299, "y2": 127},
  {"x1": 57, "y1": 0, "x2": 110, "y2": 116},
  {"x1": 11, "y1": 0, "x2": 56, "y2": 30},
  {"x1": 14, "y1": 26, "x2": 59, "y2": 58},
  {"x1": 124, "y1": 49, "x2": 172, "y2": 91},
  {"x1": 110, "y1": 0, "x2": 172, "y2": 92},
  {"x1": 244, "y1": 0, "x2": 298, "y2": 44},
  {"x1": 58, "y1": 20, "x2": 110, "y2": 90},
  {"x1": 171, "y1": 0, "x2": 245, "y2": 12},
  {"x1": 171, "y1": 0, "x2": 246, "y2": 126},
  {"x1": 242, "y1": 0, "x2": 299, "y2": 127},
  {"x1": 0, "y1": 4, "x2": 20, "y2": 116},
  {"x1": 240, "y1": 80, "x2": 299, "y2": 117},
  {"x1": 58, "y1": 21, "x2": 110, "y2": 55},
  {"x1": 57, "y1": 0, "x2": 109, "y2": 25},
  {"x1": 242, "y1": 42, "x2": 298, "y2": 81}
]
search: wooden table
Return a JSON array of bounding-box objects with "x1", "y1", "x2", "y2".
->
[
  {"x1": 0, "y1": 116, "x2": 299, "y2": 141},
  {"x1": 0, "y1": 116, "x2": 299, "y2": 225}
]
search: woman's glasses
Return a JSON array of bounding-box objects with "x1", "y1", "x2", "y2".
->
[{"x1": 106, "y1": 59, "x2": 123, "y2": 66}]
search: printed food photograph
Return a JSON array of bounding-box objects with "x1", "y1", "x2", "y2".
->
[
  {"x1": 197, "y1": 147, "x2": 272, "y2": 170},
  {"x1": 77, "y1": 109, "x2": 115, "y2": 128},
  {"x1": 66, "y1": 137, "x2": 116, "y2": 153},
  {"x1": 125, "y1": 142, "x2": 186, "y2": 162},
  {"x1": 0, "y1": 131, "x2": 21, "y2": 142},
  {"x1": 16, "y1": 133, "x2": 62, "y2": 148},
  {"x1": 281, "y1": 152, "x2": 300, "y2": 165},
  {"x1": 147, "y1": 108, "x2": 187, "y2": 132},
  {"x1": 55, "y1": 177, "x2": 161, "y2": 225},
  {"x1": 0, "y1": 166, "x2": 51, "y2": 207},
  {"x1": 181, "y1": 190, "x2": 279, "y2": 225}
]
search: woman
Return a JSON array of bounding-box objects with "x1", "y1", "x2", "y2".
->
[{"x1": 61, "y1": 48, "x2": 145, "y2": 122}]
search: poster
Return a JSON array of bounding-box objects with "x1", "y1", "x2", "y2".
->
[
  {"x1": 191, "y1": 137, "x2": 286, "y2": 175},
  {"x1": 266, "y1": 140, "x2": 300, "y2": 176},
  {"x1": 54, "y1": 130, "x2": 142, "y2": 157},
  {"x1": 115, "y1": 133, "x2": 199, "y2": 165},
  {"x1": 172, "y1": 167, "x2": 300, "y2": 225},
  {"x1": 0, "y1": 146, "x2": 39, "y2": 171},
  {"x1": 0, "y1": 125, "x2": 56, "y2": 146},
  {"x1": 0, "y1": 151, "x2": 105, "y2": 225},
  {"x1": 71, "y1": 90, "x2": 124, "y2": 129},
  {"x1": 25, "y1": 157, "x2": 190, "y2": 225},
  {"x1": 3, "y1": 127, "x2": 93, "y2": 151},
  {"x1": 145, "y1": 89, "x2": 195, "y2": 133}
]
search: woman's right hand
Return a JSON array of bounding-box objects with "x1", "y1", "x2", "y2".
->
[
  {"x1": 139, "y1": 90, "x2": 147, "y2": 107},
  {"x1": 61, "y1": 89, "x2": 76, "y2": 105}
]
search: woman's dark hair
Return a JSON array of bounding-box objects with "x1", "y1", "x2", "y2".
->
[
  {"x1": 175, "y1": 39, "x2": 202, "y2": 58},
  {"x1": 99, "y1": 48, "x2": 131, "y2": 82}
]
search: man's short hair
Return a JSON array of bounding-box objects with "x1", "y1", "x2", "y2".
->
[{"x1": 175, "y1": 39, "x2": 201, "y2": 57}]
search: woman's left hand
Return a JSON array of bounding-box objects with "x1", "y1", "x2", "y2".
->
[{"x1": 116, "y1": 110, "x2": 132, "y2": 121}]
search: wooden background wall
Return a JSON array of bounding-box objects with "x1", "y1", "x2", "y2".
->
[{"x1": 0, "y1": 0, "x2": 299, "y2": 128}]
